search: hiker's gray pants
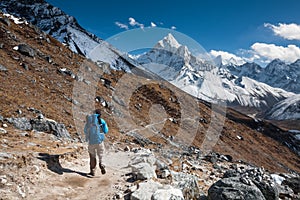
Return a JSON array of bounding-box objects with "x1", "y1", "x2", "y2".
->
[{"x1": 88, "y1": 142, "x2": 105, "y2": 170}]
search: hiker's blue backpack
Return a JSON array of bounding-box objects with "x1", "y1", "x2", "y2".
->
[{"x1": 84, "y1": 114, "x2": 108, "y2": 144}]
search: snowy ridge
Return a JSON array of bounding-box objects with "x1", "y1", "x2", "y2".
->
[
  {"x1": 213, "y1": 54, "x2": 246, "y2": 67},
  {"x1": 0, "y1": 0, "x2": 101, "y2": 56},
  {"x1": 3, "y1": 13, "x2": 29, "y2": 25},
  {"x1": 223, "y1": 59, "x2": 300, "y2": 94},
  {"x1": 137, "y1": 34, "x2": 294, "y2": 108},
  {"x1": 0, "y1": 0, "x2": 135, "y2": 72},
  {"x1": 265, "y1": 94, "x2": 300, "y2": 120}
]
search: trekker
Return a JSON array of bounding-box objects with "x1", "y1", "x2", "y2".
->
[{"x1": 84, "y1": 109, "x2": 108, "y2": 176}]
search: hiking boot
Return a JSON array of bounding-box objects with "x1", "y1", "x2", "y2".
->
[
  {"x1": 89, "y1": 169, "x2": 95, "y2": 176},
  {"x1": 99, "y1": 164, "x2": 106, "y2": 174}
]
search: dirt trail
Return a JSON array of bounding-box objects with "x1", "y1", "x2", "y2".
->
[{"x1": 28, "y1": 147, "x2": 134, "y2": 200}]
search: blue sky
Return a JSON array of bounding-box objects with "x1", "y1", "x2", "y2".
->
[{"x1": 46, "y1": 0, "x2": 300, "y2": 66}]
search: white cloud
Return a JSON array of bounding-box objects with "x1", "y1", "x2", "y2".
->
[
  {"x1": 115, "y1": 18, "x2": 175, "y2": 30},
  {"x1": 115, "y1": 22, "x2": 128, "y2": 30},
  {"x1": 265, "y1": 23, "x2": 300, "y2": 40},
  {"x1": 150, "y1": 22, "x2": 157, "y2": 27},
  {"x1": 210, "y1": 50, "x2": 246, "y2": 65},
  {"x1": 128, "y1": 17, "x2": 144, "y2": 29},
  {"x1": 128, "y1": 17, "x2": 136, "y2": 26},
  {"x1": 251, "y1": 42, "x2": 300, "y2": 63}
]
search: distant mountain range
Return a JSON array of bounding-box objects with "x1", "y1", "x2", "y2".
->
[
  {"x1": 226, "y1": 59, "x2": 300, "y2": 94},
  {"x1": 1, "y1": 0, "x2": 299, "y2": 120},
  {"x1": 137, "y1": 34, "x2": 295, "y2": 109}
]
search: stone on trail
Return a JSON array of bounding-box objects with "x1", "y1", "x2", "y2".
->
[
  {"x1": 208, "y1": 177, "x2": 266, "y2": 200},
  {"x1": 130, "y1": 180, "x2": 162, "y2": 200},
  {"x1": 131, "y1": 162, "x2": 157, "y2": 180},
  {"x1": 152, "y1": 186, "x2": 184, "y2": 200}
]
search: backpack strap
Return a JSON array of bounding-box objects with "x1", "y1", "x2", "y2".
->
[{"x1": 97, "y1": 114, "x2": 101, "y2": 126}]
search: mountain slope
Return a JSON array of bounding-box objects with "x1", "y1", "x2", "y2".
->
[
  {"x1": 1, "y1": 11, "x2": 299, "y2": 174},
  {"x1": 263, "y1": 59, "x2": 300, "y2": 94},
  {"x1": 265, "y1": 94, "x2": 300, "y2": 120},
  {"x1": 137, "y1": 34, "x2": 294, "y2": 108},
  {"x1": 1, "y1": 4, "x2": 300, "y2": 199},
  {"x1": 0, "y1": 0, "x2": 136, "y2": 72},
  {"x1": 0, "y1": 0, "x2": 101, "y2": 56},
  {"x1": 2, "y1": 0, "x2": 297, "y2": 110}
]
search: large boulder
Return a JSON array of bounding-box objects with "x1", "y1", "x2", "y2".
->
[
  {"x1": 208, "y1": 177, "x2": 266, "y2": 200},
  {"x1": 282, "y1": 176, "x2": 300, "y2": 194},
  {"x1": 129, "y1": 148, "x2": 157, "y2": 166},
  {"x1": 130, "y1": 181, "x2": 184, "y2": 200},
  {"x1": 131, "y1": 162, "x2": 157, "y2": 180},
  {"x1": 6, "y1": 117, "x2": 70, "y2": 138},
  {"x1": 130, "y1": 180, "x2": 162, "y2": 200},
  {"x1": 276, "y1": 184, "x2": 295, "y2": 199},
  {"x1": 253, "y1": 180, "x2": 279, "y2": 200},
  {"x1": 6, "y1": 117, "x2": 32, "y2": 130},
  {"x1": 130, "y1": 148, "x2": 157, "y2": 180},
  {"x1": 170, "y1": 171, "x2": 200, "y2": 199},
  {"x1": 223, "y1": 167, "x2": 279, "y2": 200},
  {"x1": 152, "y1": 186, "x2": 184, "y2": 200},
  {"x1": 17, "y1": 44, "x2": 36, "y2": 57},
  {"x1": 31, "y1": 118, "x2": 71, "y2": 138}
]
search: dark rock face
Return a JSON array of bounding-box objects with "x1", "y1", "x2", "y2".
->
[
  {"x1": 209, "y1": 164, "x2": 300, "y2": 200},
  {"x1": 6, "y1": 117, "x2": 71, "y2": 138},
  {"x1": 208, "y1": 177, "x2": 266, "y2": 200},
  {"x1": 253, "y1": 180, "x2": 279, "y2": 200},
  {"x1": 47, "y1": 121, "x2": 70, "y2": 138},
  {"x1": 0, "y1": 0, "x2": 102, "y2": 56},
  {"x1": 6, "y1": 117, "x2": 32, "y2": 130},
  {"x1": 282, "y1": 177, "x2": 300, "y2": 194},
  {"x1": 17, "y1": 44, "x2": 36, "y2": 57},
  {"x1": 212, "y1": 167, "x2": 281, "y2": 200}
]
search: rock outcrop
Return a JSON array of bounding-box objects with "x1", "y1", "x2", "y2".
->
[
  {"x1": 208, "y1": 177, "x2": 266, "y2": 200},
  {"x1": 208, "y1": 166, "x2": 299, "y2": 200},
  {"x1": 5, "y1": 116, "x2": 71, "y2": 139}
]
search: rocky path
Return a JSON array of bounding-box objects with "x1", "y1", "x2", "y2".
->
[
  {"x1": 26, "y1": 147, "x2": 134, "y2": 200},
  {"x1": 1, "y1": 128, "x2": 299, "y2": 200},
  {"x1": 0, "y1": 137, "x2": 136, "y2": 200}
]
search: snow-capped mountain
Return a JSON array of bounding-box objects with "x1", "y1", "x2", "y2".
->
[
  {"x1": 2, "y1": 0, "x2": 297, "y2": 112},
  {"x1": 213, "y1": 54, "x2": 246, "y2": 67},
  {"x1": 265, "y1": 94, "x2": 300, "y2": 120},
  {"x1": 263, "y1": 59, "x2": 300, "y2": 94},
  {"x1": 226, "y1": 62, "x2": 263, "y2": 81},
  {"x1": 137, "y1": 34, "x2": 294, "y2": 108},
  {"x1": 220, "y1": 59, "x2": 300, "y2": 94},
  {"x1": 0, "y1": 0, "x2": 101, "y2": 56},
  {"x1": 0, "y1": 0, "x2": 135, "y2": 72},
  {"x1": 138, "y1": 34, "x2": 213, "y2": 80}
]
